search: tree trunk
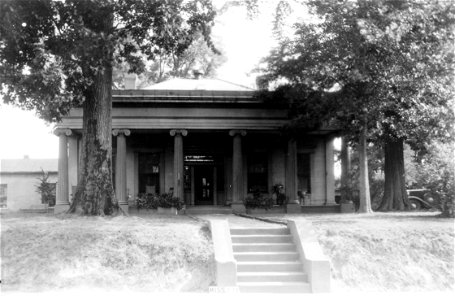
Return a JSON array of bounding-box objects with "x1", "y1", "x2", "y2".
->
[
  {"x1": 69, "y1": 14, "x2": 115, "y2": 216},
  {"x1": 378, "y1": 137, "x2": 409, "y2": 211},
  {"x1": 358, "y1": 127, "x2": 373, "y2": 213}
]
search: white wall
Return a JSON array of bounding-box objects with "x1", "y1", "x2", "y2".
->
[{"x1": 1, "y1": 173, "x2": 58, "y2": 210}]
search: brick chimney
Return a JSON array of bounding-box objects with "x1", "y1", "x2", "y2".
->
[{"x1": 124, "y1": 73, "x2": 137, "y2": 89}]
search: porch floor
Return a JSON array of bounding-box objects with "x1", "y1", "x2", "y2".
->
[{"x1": 182, "y1": 205, "x2": 233, "y2": 215}]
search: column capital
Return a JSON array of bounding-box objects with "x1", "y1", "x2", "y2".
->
[
  {"x1": 112, "y1": 129, "x2": 131, "y2": 136},
  {"x1": 54, "y1": 128, "x2": 72, "y2": 137},
  {"x1": 170, "y1": 129, "x2": 188, "y2": 137},
  {"x1": 229, "y1": 130, "x2": 247, "y2": 137}
]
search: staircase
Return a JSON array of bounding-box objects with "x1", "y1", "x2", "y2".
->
[{"x1": 230, "y1": 227, "x2": 311, "y2": 293}]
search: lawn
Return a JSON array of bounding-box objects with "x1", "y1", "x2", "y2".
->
[
  {"x1": 1, "y1": 211, "x2": 453, "y2": 293},
  {"x1": 0, "y1": 212, "x2": 214, "y2": 292},
  {"x1": 259, "y1": 211, "x2": 455, "y2": 292}
]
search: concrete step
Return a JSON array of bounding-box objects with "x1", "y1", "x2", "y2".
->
[
  {"x1": 230, "y1": 228, "x2": 290, "y2": 235},
  {"x1": 237, "y1": 282, "x2": 311, "y2": 293},
  {"x1": 237, "y1": 261, "x2": 304, "y2": 272},
  {"x1": 237, "y1": 271, "x2": 308, "y2": 282},
  {"x1": 232, "y1": 235, "x2": 293, "y2": 243},
  {"x1": 183, "y1": 206, "x2": 232, "y2": 214},
  {"x1": 234, "y1": 252, "x2": 300, "y2": 262},
  {"x1": 233, "y1": 243, "x2": 296, "y2": 252}
]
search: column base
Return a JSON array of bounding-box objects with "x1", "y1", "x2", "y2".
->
[
  {"x1": 340, "y1": 202, "x2": 355, "y2": 213},
  {"x1": 286, "y1": 202, "x2": 301, "y2": 214},
  {"x1": 231, "y1": 202, "x2": 246, "y2": 213},
  {"x1": 53, "y1": 203, "x2": 70, "y2": 214},
  {"x1": 118, "y1": 204, "x2": 129, "y2": 214}
]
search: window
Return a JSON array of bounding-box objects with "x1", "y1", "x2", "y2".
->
[
  {"x1": 184, "y1": 166, "x2": 191, "y2": 191},
  {"x1": 247, "y1": 153, "x2": 268, "y2": 193},
  {"x1": 216, "y1": 166, "x2": 224, "y2": 192},
  {"x1": 138, "y1": 153, "x2": 160, "y2": 194},
  {"x1": 0, "y1": 184, "x2": 7, "y2": 208},
  {"x1": 298, "y1": 153, "x2": 311, "y2": 194}
]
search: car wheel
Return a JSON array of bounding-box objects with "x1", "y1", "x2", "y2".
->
[{"x1": 409, "y1": 198, "x2": 421, "y2": 210}]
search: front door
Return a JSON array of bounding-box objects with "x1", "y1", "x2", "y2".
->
[{"x1": 194, "y1": 166, "x2": 213, "y2": 205}]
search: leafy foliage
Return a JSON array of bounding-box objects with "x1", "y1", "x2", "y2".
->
[
  {"x1": 0, "y1": 0, "x2": 217, "y2": 122},
  {"x1": 259, "y1": 0, "x2": 455, "y2": 145},
  {"x1": 244, "y1": 187, "x2": 274, "y2": 210},
  {"x1": 258, "y1": 0, "x2": 454, "y2": 213},
  {"x1": 35, "y1": 169, "x2": 56, "y2": 206},
  {"x1": 136, "y1": 193, "x2": 184, "y2": 211},
  {"x1": 406, "y1": 142, "x2": 454, "y2": 217},
  {"x1": 0, "y1": 0, "x2": 216, "y2": 215}
]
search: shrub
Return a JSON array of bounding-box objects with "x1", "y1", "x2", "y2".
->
[
  {"x1": 136, "y1": 193, "x2": 158, "y2": 210},
  {"x1": 156, "y1": 193, "x2": 184, "y2": 210},
  {"x1": 136, "y1": 193, "x2": 184, "y2": 210},
  {"x1": 271, "y1": 184, "x2": 286, "y2": 206},
  {"x1": 35, "y1": 169, "x2": 56, "y2": 206},
  {"x1": 244, "y1": 187, "x2": 273, "y2": 210},
  {"x1": 411, "y1": 142, "x2": 454, "y2": 218}
]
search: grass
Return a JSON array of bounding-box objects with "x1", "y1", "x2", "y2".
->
[
  {"x1": 262, "y1": 211, "x2": 455, "y2": 292},
  {"x1": 1, "y1": 211, "x2": 453, "y2": 293},
  {"x1": 1, "y1": 212, "x2": 214, "y2": 292}
]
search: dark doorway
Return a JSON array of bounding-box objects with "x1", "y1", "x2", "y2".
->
[{"x1": 194, "y1": 166, "x2": 213, "y2": 205}]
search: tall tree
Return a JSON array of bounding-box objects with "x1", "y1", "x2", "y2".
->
[
  {"x1": 0, "y1": 0, "x2": 216, "y2": 215},
  {"x1": 258, "y1": 0, "x2": 454, "y2": 212}
]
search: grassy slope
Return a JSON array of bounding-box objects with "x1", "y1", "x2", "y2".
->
[
  {"x1": 1, "y1": 213, "x2": 214, "y2": 292},
  {"x1": 288, "y1": 212, "x2": 455, "y2": 292},
  {"x1": 1, "y1": 211, "x2": 453, "y2": 293}
]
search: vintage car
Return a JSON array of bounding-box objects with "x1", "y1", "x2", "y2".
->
[{"x1": 407, "y1": 189, "x2": 438, "y2": 210}]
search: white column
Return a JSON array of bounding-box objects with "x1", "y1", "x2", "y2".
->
[
  {"x1": 286, "y1": 138, "x2": 300, "y2": 213},
  {"x1": 340, "y1": 137, "x2": 351, "y2": 202},
  {"x1": 170, "y1": 129, "x2": 187, "y2": 201},
  {"x1": 285, "y1": 138, "x2": 298, "y2": 203},
  {"x1": 68, "y1": 135, "x2": 78, "y2": 202},
  {"x1": 54, "y1": 128, "x2": 72, "y2": 213},
  {"x1": 325, "y1": 136, "x2": 336, "y2": 204},
  {"x1": 113, "y1": 129, "x2": 130, "y2": 211},
  {"x1": 358, "y1": 127, "x2": 373, "y2": 213},
  {"x1": 229, "y1": 130, "x2": 247, "y2": 212},
  {"x1": 311, "y1": 139, "x2": 326, "y2": 204}
]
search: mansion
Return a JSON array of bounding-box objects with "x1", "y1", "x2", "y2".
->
[{"x1": 53, "y1": 77, "x2": 339, "y2": 213}]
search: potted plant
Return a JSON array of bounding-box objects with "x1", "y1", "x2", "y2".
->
[
  {"x1": 244, "y1": 187, "x2": 273, "y2": 214},
  {"x1": 35, "y1": 169, "x2": 56, "y2": 209},
  {"x1": 136, "y1": 193, "x2": 158, "y2": 211},
  {"x1": 155, "y1": 192, "x2": 184, "y2": 215},
  {"x1": 339, "y1": 186, "x2": 355, "y2": 213},
  {"x1": 271, "y1": 184, "x2": 286, "y2": 206}
]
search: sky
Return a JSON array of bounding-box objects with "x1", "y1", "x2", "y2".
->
[
  {"x1": 0, "y1": 2, "x2": 281, "y2": 160},
  {"x1": 0, "y1": 1, "x2": 332, "y2": 162}
]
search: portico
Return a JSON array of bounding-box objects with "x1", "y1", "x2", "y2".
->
[{"x1": 54, "y1": 79, "x2": 338, "y2": 213}]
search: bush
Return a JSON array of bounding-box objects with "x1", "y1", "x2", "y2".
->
[
  {"x1": 136, "y1": 193, "x2": 184, "y2": 210},
  {"x1": 156, "y1": 193, "x2": 184, "y2": 210},
  {"x1": 244, "y1": 187, "x2": 273, "y2": 210},
  {"x1": 35, "y1": 169, "x2": 56, "y2": 206},
  {"x1": 136, "y1": 193, "x2": 158, "y2": 210},
  {"x1": 271, "y1": 184, "x2": 286, "y2": 206},
  {"x1": 411, "y1": 142, "x2": 454, "y2": 217}
]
